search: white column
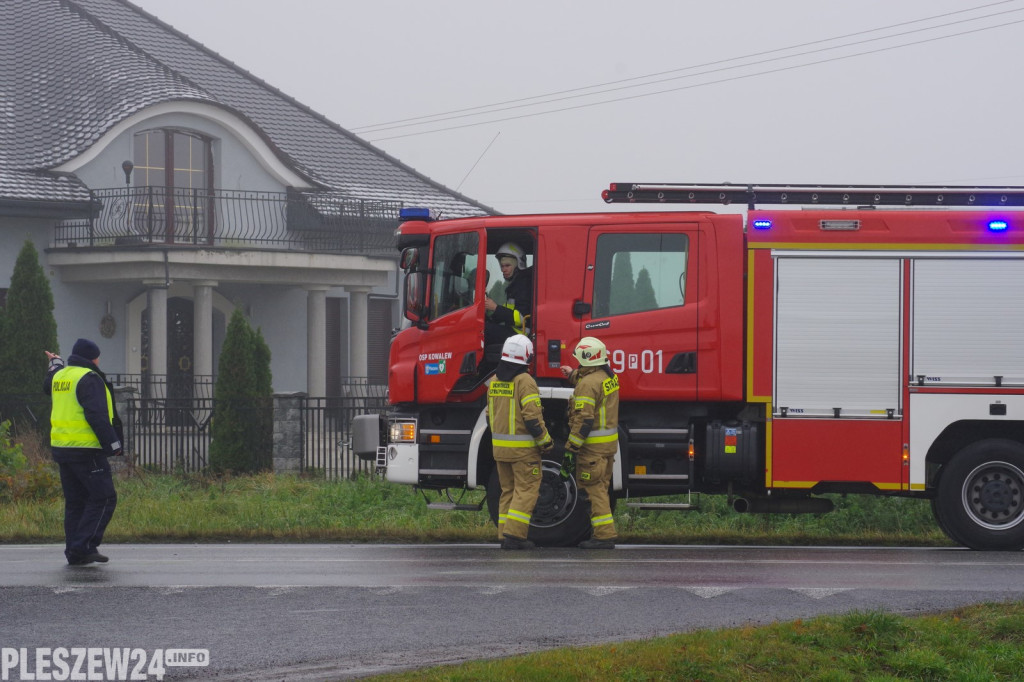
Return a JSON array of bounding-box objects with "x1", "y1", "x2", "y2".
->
[
  {"x1": 192, "y1": 281, "x2": 216, "y2": 395},
  {"x1": 306, "y1": 287, "x2": 329, "y2": 397},
  {"x1": 346, "y1": 286, "x2": 372, "y2": 380},
  {"x1": 144, "y1": 281, "x2": 168, "y2": 398}
]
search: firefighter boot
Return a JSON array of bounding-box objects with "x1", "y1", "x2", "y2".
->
[
  {"x1": 501, "y1": 535, "x2": 536, "y2": 550},
  {"x1": 578, "y1": 538, "x2": 616, "y2": 550}
]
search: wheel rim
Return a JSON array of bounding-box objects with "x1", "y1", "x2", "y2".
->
[
  {"x1": 961, "y1": 460, "x2": 1024, "y2": 530},
  {"x1": 530, "y1": 459, "x2": 579, "y2": 528}
]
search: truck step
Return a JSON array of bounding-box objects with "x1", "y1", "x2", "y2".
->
[
  {"x1": 625, "y1": 502, "x2": 699, "y2": 511},
  {"x1": 426, "y1": 502, "x2": 484, "y2": 512}
]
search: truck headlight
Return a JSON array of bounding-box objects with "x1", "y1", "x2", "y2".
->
[{"x1": 389, "y1": 419, "x2": 417, "y2": 443}]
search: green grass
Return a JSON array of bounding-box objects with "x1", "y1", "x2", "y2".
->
[
  {"x1": 364, "y1": 601, "x2": 1024, "y2": 681},
  {"x1": 0, "y1": 467, "x2": 949, "y2": 546}
]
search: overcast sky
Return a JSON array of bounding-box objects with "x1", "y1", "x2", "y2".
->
[{"x1": 130, "y1": 0, "x2": 1024, "y2": 214}]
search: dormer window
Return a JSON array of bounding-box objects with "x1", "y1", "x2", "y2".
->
[{"x1": 132, "y1": 128, "x2": 214, "y2": 243}]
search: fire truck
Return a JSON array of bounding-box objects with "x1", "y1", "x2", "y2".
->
[{"x1": 353, "y1": 183, "x2": 1024, "y2": 550}]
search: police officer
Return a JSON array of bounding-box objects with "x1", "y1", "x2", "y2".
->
[
  {"x1": 488, "y1": 334, "x2": 553, "y2": 549},
  {"x1": 560, "y1": 337, "x2": 620, "y2": 549},
  {"x1": 45, "y1": 338, "x2": 122, "y2": 566},
  {"x1": 485, "y1": 242, "x2": 533, "y2": 345}
]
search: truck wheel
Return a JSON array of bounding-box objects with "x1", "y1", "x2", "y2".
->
[
  {"x1": 934, "y1": 439, "x2": 1024, "y2": 551},
  {"x1": 485, "y1": 460, "x2": 592, "y2": 547}
]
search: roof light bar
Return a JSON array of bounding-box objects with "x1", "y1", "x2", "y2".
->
[{"x1": 399, "y1": 207, "x2": 434, "y2": 221}]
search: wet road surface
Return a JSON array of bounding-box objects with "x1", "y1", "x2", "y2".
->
[{"x1": 2, "y1": 543, "x2": 1022, "y2": 679}]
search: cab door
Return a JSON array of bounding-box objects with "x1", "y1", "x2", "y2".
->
[
  {"x1": 581, "y1": 224, "x2": 700, "y2": 401},
  {"x1": 411, "y1": 229, "x2": 484, "y2": 404}
]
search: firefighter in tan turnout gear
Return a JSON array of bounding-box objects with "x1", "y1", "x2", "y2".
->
[
  {"x1": 561, "y1": 337, "x2": 620, "y2": 549},
  {"x1": 488, "y1": 334, "x2": 553, "y2": 550}
]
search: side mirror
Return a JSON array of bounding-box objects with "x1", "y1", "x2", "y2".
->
[
  {"x1": 400, "y1": 247, "x2": 420, "y2": 271},
  {"x1": 403, "y1": 271, "x2": 428, "y2": 324}
]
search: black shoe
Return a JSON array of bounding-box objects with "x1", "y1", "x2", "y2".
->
[
  {"x1": 501, "y1": 535, "x2": 536, "y2": 550},
  {"x1": 578, "y1": 538, "x2": 616, "y2": 550},
  {"x1": 67, "y1": 552, "x2": 109, "y2": 566}
]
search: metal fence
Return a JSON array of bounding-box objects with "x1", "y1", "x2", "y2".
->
[
  {"x1": 108, "y1": 374, "x2": 214, "y2": 401},
  {"x1": 300, "y1": 394, "x2": 388, "y2": 478},
  {"x1": 1, "y1": 384, "x2": 389, "y2": 479},
  {"x1": 53, "y1": 187, "x2": 401, "y2": 256},
  {"x1": 0, "y1": 395, "x2": 50, "y2": 434},
  {"x1": 122, "y1": 397, "x2": 214, "y2": 472}
]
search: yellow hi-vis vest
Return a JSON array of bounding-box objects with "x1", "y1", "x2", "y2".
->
[
  {"x1": 500, "y1": 303, "x2": 526, "y2": 335},
  {"x1": 51, "y1": 365, "x2": 113, "y2": 449}
]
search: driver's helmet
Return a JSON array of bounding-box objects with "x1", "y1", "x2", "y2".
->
[{"x1": 495, "y1": 242, "x2": 527, "y2": 270}]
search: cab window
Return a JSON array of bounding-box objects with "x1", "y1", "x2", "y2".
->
[
  {"x1": 430, "y1": 232, "x2": 479, "y2": 318},
  {"x1": 592, "y1": 233, "x2": 689, "y2": 318}
]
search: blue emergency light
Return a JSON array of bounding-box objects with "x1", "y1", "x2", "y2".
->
[
  {"x1": 988, "y1": 219, "x2": 1009, "y2": 232},
  {"x1": 399, "y1": 207, "x2": 434, "y2": 221},
  {"x1": 752, "y1": 219, "x2": 772, "y2": 230}
]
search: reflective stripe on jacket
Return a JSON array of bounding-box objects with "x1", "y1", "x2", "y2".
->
[
  {"x1": 51, "y1": 365, "x2": 113, "y2": 449},
  {"x1": 488, "y1": 374, "x2": 551, "y2": 459},
  {"x1": 567, "y1": 367, "x2": 619, "y2": 455}
]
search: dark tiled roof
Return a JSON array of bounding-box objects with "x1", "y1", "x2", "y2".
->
[
  {"x1": 0, "y1": 0, "x2": 493, "y2": 217},
  {"x1": 1, "y1": 0, "x2": 215, "y2": 194},
  {"x1": 0, "y1": 171, "x2": 93, "y2": 205}
]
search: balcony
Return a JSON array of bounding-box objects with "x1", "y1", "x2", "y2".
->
[{"x1": 54, "y1": 187, "x2": 402, "y2": 256}]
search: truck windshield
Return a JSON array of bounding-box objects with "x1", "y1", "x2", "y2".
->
[{"x1": 430, "y1": 232, "x2": 480, "y2": 319}]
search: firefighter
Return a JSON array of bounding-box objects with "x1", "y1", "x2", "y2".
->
[
  {"x1": 487, "y1": 334, "x2": 553, "y2": 549},
  {"x1": 561, "y1": 337, "x2": 620, "y2": 549},
  {"x1": 484, "y1": 242, "x2": 533, "y2": 346}
]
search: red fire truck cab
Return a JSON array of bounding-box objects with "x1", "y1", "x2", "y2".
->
[{"x1": 354, "y1": 183, "x2": 1024, "y2": 550}]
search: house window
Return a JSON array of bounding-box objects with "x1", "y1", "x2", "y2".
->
[{"x1": 132, "y1": 129, "x2": 214, "y2": 243}]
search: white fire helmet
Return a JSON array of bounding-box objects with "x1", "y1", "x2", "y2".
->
[
  {"x1": 501, "y1": 334, "x2": 534, "y2": 365},
  {"x1": 573, "y1": 337, "x2": 608, "y2": 366},
  {"x1": 495, "y1": 242, "x2": 527, "y2": 270}
]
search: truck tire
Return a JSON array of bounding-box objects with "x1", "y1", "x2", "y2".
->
[
  {"x1": 486, "y1": 460, "x2": 592, "y2": 547},
  {"x1": 934, "y1": 439, "x2": 1024, "y2": 551}
]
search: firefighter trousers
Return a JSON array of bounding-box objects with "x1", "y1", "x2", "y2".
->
[
  {"x1": 496, "y1": 457, "x2": 542, "y2": 540},
  {"x1": 577, "y1": 451, "x2": 616, "y2": 540}
]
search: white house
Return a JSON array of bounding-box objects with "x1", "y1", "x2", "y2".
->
[{"x1": 0, "y1": 0, "x2": 492, "y2": 401}]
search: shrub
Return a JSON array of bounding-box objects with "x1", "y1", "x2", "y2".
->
[
  {"x1": 209, "y1": 309, "x2": 273, "y2": 473},
  {"x1": 0, "y1": 420, "x2": 60, "y2": 502},
  {"x1": 0, "y1": 420, "x2": 27, "y2": 471}
]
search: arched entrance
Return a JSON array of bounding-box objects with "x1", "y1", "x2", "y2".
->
[{"x1": 142, "y1": 297, "x2": 195, "y2": 426}]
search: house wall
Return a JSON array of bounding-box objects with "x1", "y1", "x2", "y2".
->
[
  {"x1": 7, "y1": 104, "x2": 400, "y2": 395},
  {"x1": 0, "y1": 216, "x2": 110, "y2": 361},
  {"x1": 74, "y1": 111, "x2": 286, "y2": 196}
]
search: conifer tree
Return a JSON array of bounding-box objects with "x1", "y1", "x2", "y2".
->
[
  {"x1": 0, "y1": 241, "x2": 58, "y2": 399},
  {"x1": 633, "y1": 267, "x2": 659, "y2": 312},
  {"x1": 210, "y1": 308, "x2": 264, "y2": 473},
  {"x1": 608, "y1": 252, "x2": 636, "y2": 315},
  {"x1": 252, "y1": 326, "x2": 273, "y2": 470}
]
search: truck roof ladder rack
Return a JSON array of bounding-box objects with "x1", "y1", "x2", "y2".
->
[{"x1": 601, "y1": 183, "x2": 1024, "y2": 210}]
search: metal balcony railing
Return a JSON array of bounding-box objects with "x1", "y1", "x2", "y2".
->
[{"x1": 54, "y1": 187, "x2": 402, "y2": 256}]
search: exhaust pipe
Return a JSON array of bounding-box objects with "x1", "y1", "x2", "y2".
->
[{"x1": 733, "y1": 496, "x2": 834, "y2": 515}]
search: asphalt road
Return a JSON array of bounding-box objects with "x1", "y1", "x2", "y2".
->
[{"x1": 2, "y1": 543, "x2": 1023, "y2": 680}]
